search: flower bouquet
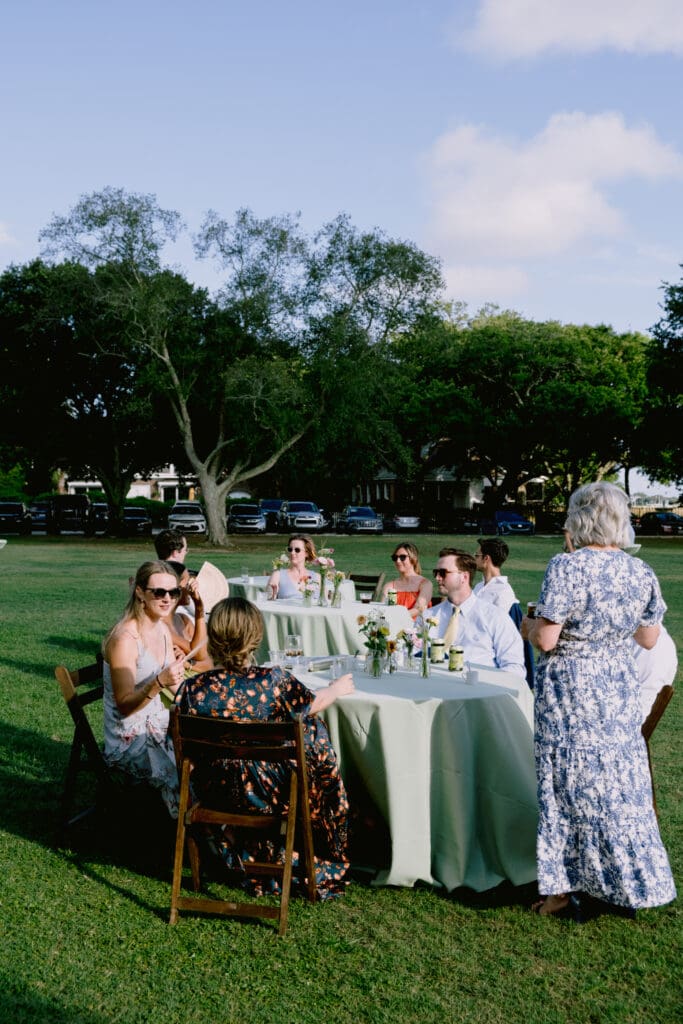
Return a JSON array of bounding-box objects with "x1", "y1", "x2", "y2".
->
[
  {"x1": 396, "y1": 627, "x2": 418, "y2": 672},
  {"x1": 418, "y1": 616, "x2": 439, "y2": 678},
  {"x1": 272, "y1": 552, "x2": 290, "y2": 570},
  {"x1": 312, "y1": 547, "x2": 335, "y2": 606},
  {"x1": 357, "y1": 611, "x2": 390, "y2": 676},
  {"x1": 331, "y1": 569, "x2": 346, "y2": 608}
]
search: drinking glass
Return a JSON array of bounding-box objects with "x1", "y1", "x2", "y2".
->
[{"x1": 285, "y1": 634, "x2": 303, "y2": 658}]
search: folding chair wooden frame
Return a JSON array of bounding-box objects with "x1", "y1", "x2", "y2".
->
[
  {"x1": 349, "y1": 572, "x2": 386, "y2": 602},
  {"x1": 169, "y1": 710, "x2": 316, "y2": 936},
  {"x1": 54, "y1": 655, "x2": 119, "y2": 839},
  {"x1": 641, "y1": 684, "x2": 674, "y2": 818}
]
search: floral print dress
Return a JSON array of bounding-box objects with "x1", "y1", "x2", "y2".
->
[
  {"x1": 179, "y1": 665, "x2": 350, "y2": 899},
  {"x1": 535, "y1": 548, "x2": 676, "y2": 908}
]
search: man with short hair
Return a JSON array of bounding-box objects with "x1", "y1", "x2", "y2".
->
[
  {"x1": 154, "y1": 528, "x2": 188, "y2": 564},
  {"x1": 473, "y1": 537, "x2": 518, "y2": 613},
  {"x1": 428, "y1": 547, "x2": 525, "y2": 676}
]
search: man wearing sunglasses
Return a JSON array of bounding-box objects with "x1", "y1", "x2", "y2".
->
[{"x1": 427, "y1": 548, "x2": 525, "y2": 677}]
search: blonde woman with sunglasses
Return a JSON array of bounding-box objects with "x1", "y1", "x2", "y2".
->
[
  {"x1": 266, "y1": 534, "x2": 320, "y2": 601},
  {"x1": 381, "y1": 542, "x2": 432, "y2": 619},
  {"x1": 101, "y1": 560, "x2": 186, "y2": 816}
]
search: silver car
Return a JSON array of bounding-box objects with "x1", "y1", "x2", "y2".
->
[
  {"x1": 168, "y1": 501, "x2": 207, "y2": 534},
  {"x1": 277, "y1": 500, "x2": 324, "y2": 532}
]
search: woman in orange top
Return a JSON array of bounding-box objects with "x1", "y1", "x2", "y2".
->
[{"x1": 381, "y1": 542, "x2": 432, "y2": 619}]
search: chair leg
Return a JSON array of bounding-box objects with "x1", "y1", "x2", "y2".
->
[
  {"x1": 170, "y1": 764, "x2": 192, "y2": 924},
  {"x1": 278, "y1": 775, "x2": 298, "y2": 936}
]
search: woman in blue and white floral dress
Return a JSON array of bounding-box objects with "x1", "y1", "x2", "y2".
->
[{"x1": 523, "y1": 483, "x2": 676, "y2": 916}]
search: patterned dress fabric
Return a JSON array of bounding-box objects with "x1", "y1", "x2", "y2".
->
[
  {"x1": 103, "y1": 636, "x2": 180, "y2": 817},
  {"x1": 179, "y1": 665, "x2": 350, "y2": 899},
  {"x1": 535, "y1": 548, "x2": 676, "y2": 908}
]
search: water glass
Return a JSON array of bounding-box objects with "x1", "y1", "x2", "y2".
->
[
  {"x1": 241, "y1": 565, "x2": 249, "y2": 582},
  {"x1": 285, "y1": 634, "x2": 303, "y2": 658}
]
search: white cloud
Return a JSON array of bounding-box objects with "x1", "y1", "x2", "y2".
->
[
  {"x1": 0, "y1": 222, "x2": 15, "y2": 245},
  {"x1": 443, "y1": 263, "x2": 529, "y2": 302},
  {"x1": 425, "y1": 111, "x2": 683, "y2": 262},
  {"x1": 457, "y1": 0, "x2": 683, "y2": 57}
]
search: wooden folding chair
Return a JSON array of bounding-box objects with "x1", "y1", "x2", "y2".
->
[
  {"x1": 349, "y1": 572, "x2": 386, "y2": 602},
  {"x1": 54, "y1": 655, "x2": 122, "y2": 838},
  {"x1": 169, "y1": 710, "x2": 317, "y2": 936},
  {"x1": 641, "y1": 684, "x2": 674, "y2": 818}
]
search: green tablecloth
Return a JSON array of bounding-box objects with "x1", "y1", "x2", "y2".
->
[
  {"x1": 228, "y1": 576, "x2": 356, "y2": 603},
  {"x1": 255, "y1": 601, "x2": 413, "y2": 660},
  {"x1": 300, "y1": 667, "x2": 538, "y2": 892}
]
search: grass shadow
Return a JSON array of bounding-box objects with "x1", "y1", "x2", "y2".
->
[{"x1": 0, "y1": 984, "x2": 115, "y2": 1024}]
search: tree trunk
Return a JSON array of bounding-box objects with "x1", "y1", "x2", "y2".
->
[{"x1": 195, "y1": 470, "x2": 231, "y2": 546}]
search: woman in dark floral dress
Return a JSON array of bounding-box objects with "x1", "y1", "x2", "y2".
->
[{"x1": 179, "y1": 597, "x2": 354, "y2": 899}]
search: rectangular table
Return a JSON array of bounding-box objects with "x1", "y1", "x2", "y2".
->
[
  {"x1": 254, "y1": 600, "x2": 413, "y2": 661},
  {"x1": 299, "y1": 664, "x2": 538, "y2": 893}
]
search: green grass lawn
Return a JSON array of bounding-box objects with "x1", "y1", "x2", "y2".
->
[{"x1": 0, "y1": 534, "x2": 681, "y2": 1024}]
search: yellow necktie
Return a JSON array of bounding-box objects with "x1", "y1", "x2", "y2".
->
[{"x1": 443, "y1": 604, "x2": 460, "y2": 647}]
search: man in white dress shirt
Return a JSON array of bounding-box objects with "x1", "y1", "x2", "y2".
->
[
  {"x1": 428, "y1": 548, "x2": 525, "y2": 676},
  {"x1": 473, "y1": 537, "x2": 518, "y2": 613}
]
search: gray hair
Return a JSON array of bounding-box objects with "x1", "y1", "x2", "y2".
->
[{"x1": 564, "y1": 482, "x2": 631, "y2": 549}]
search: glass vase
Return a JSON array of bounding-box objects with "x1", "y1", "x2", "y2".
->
[
  {"x1": 366, "y1": 652, "x2": 385, "y2": 677},
  {"x1": 332, "y1": 587, "x2": 342, "y2": 608},
  {"x1": 318, "y1": 576, "x2": 328, "y2": 607},
  {"x1": 421, "y1": 644, "x2": 431, "y2": 678}
]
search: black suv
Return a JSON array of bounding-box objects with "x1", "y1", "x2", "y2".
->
[
  {"x1": 0, "y1": 501, "x2": 32, "y2": 535},
  {"x1": 122, "y1": 506, "x2": 153, "y2": 536},
  {"x1": 258, "y1": 498, "x2": 284, "y2": 531},
  {"x1": 46, "y1": 494, "x2": 95, "y2": 535},
  {"x1": 636, "y1": 511, "x2": 683, "y2": 535}
]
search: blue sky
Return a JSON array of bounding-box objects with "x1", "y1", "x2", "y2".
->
[{"x1": 2, "y1": 0, "x2": 682, "y2": 341}]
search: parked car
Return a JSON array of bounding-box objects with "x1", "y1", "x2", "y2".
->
[
  {"x1": 533, "y1": 509, "x2": 567, "y2": 534},
  {"x1": 0, "y1": 501, "x2": 32, "y2": 535},
  {"x1": 478, "y1": 510, "x2": 535, "y2": 536},
  {"x1": 451, "y1": 507, "x2": 482, "y2": 534},
  {"x1": 46, "y1": 494, "x2": 95, "y2": 535},
  {"x1": 336, "y1": 505, "x2": 384, "y2": 534},
  {"x1": 258, "y1": 498, "x2": 284, "y2": 531},
  {"x1": 92, "y1": 502, "x2": 110, "y2": 533},
  {"x1": 277, "y1": 500, "x2": 325, "y2": 533},
  {"x1": 122, "y1": 506, "x2": 153, "y2": 536},
  {"x1": 227, "y1": 503, "x2": 267, "y2": 534},
  {"x1": 636, "y1": 511, "x2": 683, "y2": 535},
  {"x1": 168, "y1": 501, "x2": 207, "y2": 534},
  {"x1": 390, "y1": 510, "x2": 421, "y2": 531},
  {"x1": 29, "y1": 500, "x2": 50, "y2": 531}
]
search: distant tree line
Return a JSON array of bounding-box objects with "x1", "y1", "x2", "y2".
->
[{"x1": 0, "y1": 188, "x2": 680, "y2": 543}]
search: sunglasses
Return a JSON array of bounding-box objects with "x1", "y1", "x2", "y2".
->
[
  {"x1": 432, "y1": 568, "x2": 457, "y2": 579},
  {"x1": 391, "y1": 553, "x2": 409, "y2": 562},
  {"x1": 287, "y1": 546, "x2": 304, "y2": 553},
  {"x1": 145, "y1": 587, "x2": 182, "y2": 599}
]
